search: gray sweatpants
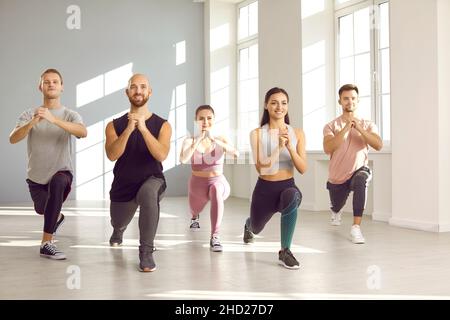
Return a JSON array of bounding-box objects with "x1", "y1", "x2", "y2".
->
[
  {"x1": 326, "y1": 166, "x2": 372, "y2": 217},
  {"x1": 110, "y1": 176, "x2": 166, "y2": 250}
]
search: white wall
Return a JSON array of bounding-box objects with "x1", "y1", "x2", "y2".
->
[
  {"x1": 301, "y1": 0, "x2": 336, "y2": 151},
  {"x1": 300, "y1": 0, "x2": 336, "y2": 210},
  {"x1": 390, "y1": 0, "x2": 450, "y2": 232},
  {"x1": 437, "y1": 0, "x2": 450, "y2": 228},
  {"x1": 370, "y1": 153, "x2": 392, "y2": 221},
  {"x1": 259, "y1": 0, "x2": 303, "y2": 128},
  {"x1": 0, "y1": 0, "x2": 204, "y2": 202}
]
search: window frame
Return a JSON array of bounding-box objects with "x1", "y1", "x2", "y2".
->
[
  {"x1": 374, "y1": 0, "x2": 390, "y2": 145},
  {"x1": 236, "y1": 0, "x2": 259, "y2": 152},
  {"x1": 334, "y1": 0, "x2": 390, "y2": 148}
]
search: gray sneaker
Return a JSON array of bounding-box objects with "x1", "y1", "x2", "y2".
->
[
  {"x1": 139, "y1": 246, "x2": 156, "y2": 272},
  {"x1": 40, "y1": 241, "x2": 66, "y2": 260},
  {"x1": 278, "y1": 248, "x2": 300, "y2": 270},
  {"x1": 109, "y1": 228, "x2": 125, "y2": 247},
  {"x1": 243, "y1": 220, "x2": 254, "y2": 244}
]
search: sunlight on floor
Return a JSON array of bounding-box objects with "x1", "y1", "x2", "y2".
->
[{"x1": 146, "y1": 289, "x2": 450, "y2": 300}]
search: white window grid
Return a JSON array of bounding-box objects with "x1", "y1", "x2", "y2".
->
[
  {"x1": 237, "y1": 0, "x2": 259, "y2": 151},
  {"x1": 335, "y1": 0, "x2": 390, "y2": 145}
]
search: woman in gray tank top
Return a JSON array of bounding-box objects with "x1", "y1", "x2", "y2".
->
[{"x1": 243, "y1": 87, "x2": 307, "y2": 269}]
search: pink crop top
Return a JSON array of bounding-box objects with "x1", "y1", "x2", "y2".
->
[{"x1": 191, "y1": 145, "x2": 225, "y2": 172}]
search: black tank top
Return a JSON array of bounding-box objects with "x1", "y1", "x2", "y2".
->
[{"x1": 110, "y1": 112, "x2": 166, "y2": 202}]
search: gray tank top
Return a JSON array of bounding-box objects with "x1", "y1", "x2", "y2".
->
[{"x1": 259, "y1": 124, "x2": 297, "y2": 172}]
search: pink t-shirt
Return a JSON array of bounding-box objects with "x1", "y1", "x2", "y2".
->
[{"x1": 323, "y1": 116, "x2": 378, "y2": 184}]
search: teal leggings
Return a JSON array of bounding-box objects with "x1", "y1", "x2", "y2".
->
[{"x1": 247, "y1": 178, "x2": 302, "y2": 249}]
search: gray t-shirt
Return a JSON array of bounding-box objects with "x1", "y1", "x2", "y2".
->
[{"x1": 17, "y1": 106, "x2": 84, "y2": 184}]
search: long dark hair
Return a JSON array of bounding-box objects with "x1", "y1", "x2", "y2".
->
[{"x1": 260, "y1": 87, "x2": 290, "y2": 127}]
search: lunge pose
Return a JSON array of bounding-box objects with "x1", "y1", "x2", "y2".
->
[
  {"x1": 243, "y1": 87, "x2": 307, "y2": 269},
  {"x1": 323, "y1": 84, "x2": 382, "y2": 244},
  {"x1": 105, "y1": 74, "x2": 171, "y2": 272},
  {"x1": 9, "y1": 68, "x2": 87, "y2": 260},
  {"x1": 180, "y1": 105, "x2": 239, "y2": 252}
]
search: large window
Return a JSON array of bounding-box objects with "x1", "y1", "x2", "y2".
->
[
  {"x1": 164, "y1": 40, "x2": 188, "y2": 172},
  {"x1": 166, "y1": 83, "x2": 187, "y2": 171},
  {"x1": 336, "y1": 0, "x2": 390, "y2": 144},
  {"x1": 237, "y1": 0, "x2": 258, "y2": 151},
  {"x1": 377, "y1": 1, "x2": 390, "y2": 141}
]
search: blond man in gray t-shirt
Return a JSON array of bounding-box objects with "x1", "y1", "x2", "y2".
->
[{"x1": 9, "y1": 69, "x2": 87, "y2": 260}]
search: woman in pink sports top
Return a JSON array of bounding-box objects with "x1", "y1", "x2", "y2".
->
[{"x1": 179, "y1": 105, "x2": 239, "y2": 252}]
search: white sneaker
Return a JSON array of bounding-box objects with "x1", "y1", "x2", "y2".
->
[
  {"x1": 350, "y1": 225, "x2": 365, "y2": 244},
  {"x1": 210, "y1": 235, "x2": 223, "y2": 252},
  {"x1": 189, "y1": 217, "x2": 200, "y2": 231},
  {"x1": 330, "y1": 211, "x2": 342, "y2": 226}
]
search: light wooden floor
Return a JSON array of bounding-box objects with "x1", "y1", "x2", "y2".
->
[{"x1": 1, "y1": 197, "x2": 450, "y2": 300}]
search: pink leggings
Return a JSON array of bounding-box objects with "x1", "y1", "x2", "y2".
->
[{"x1": 188, "y1": 175, "x2": 230, "y2": 236}]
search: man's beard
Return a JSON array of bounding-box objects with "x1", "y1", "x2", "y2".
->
[
  {"x1": 129, "y1": 94, "x2": 149, "y2": 107},
  {"x1": 344, "y1": 105, "x2": 355, "y2": 112}
]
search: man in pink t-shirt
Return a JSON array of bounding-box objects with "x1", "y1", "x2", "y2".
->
[{"x1": 323, "y1": 84, "x2": 383, "y2": 244}]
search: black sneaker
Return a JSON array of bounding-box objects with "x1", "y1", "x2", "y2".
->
[
  {"x1": 139, "y1": 247, "x2": 156, "y2": 272},
  {"x1": 243, "y1": 221, "x2": 254, "y2": 244},
  {"x1": 53, "y1": 213, "x2": 65, "y2": 235},
  {"x1": 189, "y1": 217, "x2": 200, "y2": 231},
  {"x1": 109, "y1": 228, "x2": 124, "y2": 247},
  {"x1": 40, "y1": 241, "x2": 66, "y2": 260},
  {"x1": 278, "y1": 248, "x2": 300, "y2": 270}
]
